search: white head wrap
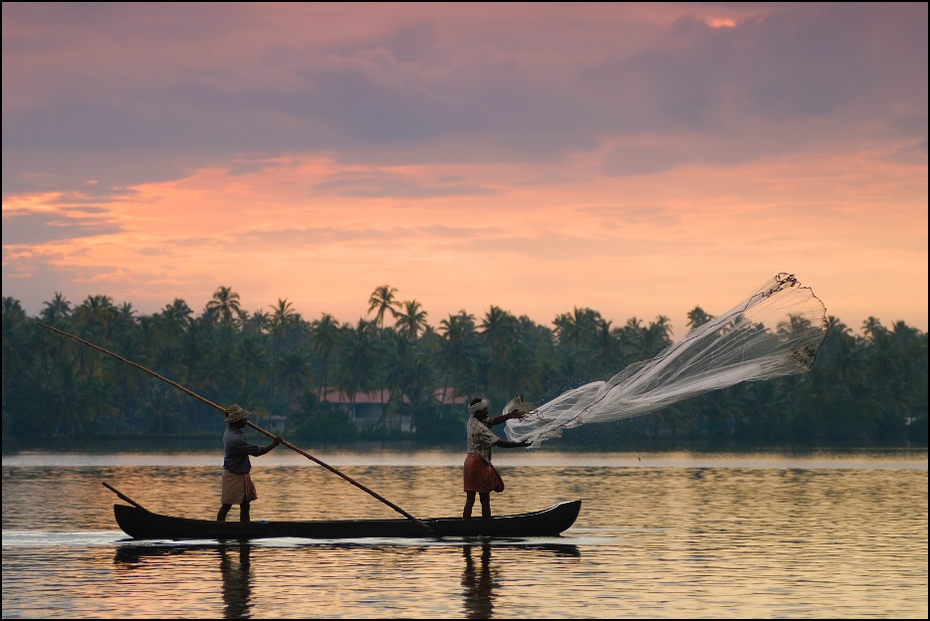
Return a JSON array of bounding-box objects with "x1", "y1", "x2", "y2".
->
[{"x1": 468, "y1": 398, "x2": 489, "y2": 416}]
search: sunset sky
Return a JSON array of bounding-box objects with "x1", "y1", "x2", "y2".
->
[{"x1": 3, "y1": 3, "x2": 927, "y2": 336}]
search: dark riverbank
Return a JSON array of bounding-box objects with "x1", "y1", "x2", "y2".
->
[{"x1": 3, "y1": 433, "x2": 924, "y2": 456}]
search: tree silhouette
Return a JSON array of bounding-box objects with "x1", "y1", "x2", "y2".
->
[
  {"x1": 395, "y1": 299, "x2": 429, "y2": 343},
  {"x1": 1, "y1": 288, "x2": 925, "y2": 448},
  {"x1": 40, "y1": 292, "x2": 72, "y2": 323},
  {"x1": 310, "y1": 313, "x2": 341, "y2": 397},
  {"x1": 278, "y1": 348, "x2": 312, "y2": 412},
  {"x1": 268, "y1": 298, "x2": 298, "y2": 402},
  {"x1": 205, "y1": 286, "x2": 242, "y2": 326},
  {"x1": 686, "y1": 306, "x2": 715, "y2": 330},
  {"x1": 368, "y1": 285, "x2": 399, "y2": 335},
  {"x1": 337, "y1": 319, "x2": 381, "y2": 404},
  {"x1": 438, "y1": 311, "x2": 480, "y2": 405}
]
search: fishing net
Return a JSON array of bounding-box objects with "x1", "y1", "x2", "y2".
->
[{"x1": 504, "y1": 273, "x2": 828, "y2": 445}]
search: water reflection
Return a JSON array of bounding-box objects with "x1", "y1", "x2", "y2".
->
[
  {"x1": 7, "y1": 458, "x2": 925, "y2": 619},
  {"x1": 113, "y1": 541, "x2": 253, "y2": 619},
  {"x1": 113, "y1": 544, "x2": 198, "y2": 565},
  {"x1": 220, "y1": 544, "x2": 253, "y2": 619},
  {"x1": 114, "y1": 543, "x2": 253, "y2": 619},
  {"x1": 461, "y1": 544, "x2": 495, "y2": 619},
  {"x1": 460, "y1": 543, "x2": 580, "y2": 618}
]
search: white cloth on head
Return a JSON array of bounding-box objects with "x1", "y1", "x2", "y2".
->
[{"x1": 468, "y1": 398, "x2": 489, "y2": 416}]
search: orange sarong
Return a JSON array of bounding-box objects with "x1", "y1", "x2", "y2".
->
[{"x1": 463, "y1": 453, "x2": 504, "y2": 493}]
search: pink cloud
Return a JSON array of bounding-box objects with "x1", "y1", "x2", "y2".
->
[{"x1": 2, "y1": 3, "x2": 926, "y2": 334}]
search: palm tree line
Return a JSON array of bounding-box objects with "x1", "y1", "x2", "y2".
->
[{"x1": 1, "y1": 286, "x2": 926, "y2": 447}]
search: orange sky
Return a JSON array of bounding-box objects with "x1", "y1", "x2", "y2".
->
[{"x1": 3, "y1": 3, "x2": 927, "y2": 335}]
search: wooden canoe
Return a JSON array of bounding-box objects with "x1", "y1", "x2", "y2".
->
[{"x1": 113, "y1": 499, "x2": 582, "y2": 541}]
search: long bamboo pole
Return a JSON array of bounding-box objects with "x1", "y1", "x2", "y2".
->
[{"x1": 38, "y1": 321, "x2": 434, "y2": 535}]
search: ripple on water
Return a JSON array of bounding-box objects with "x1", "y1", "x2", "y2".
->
[{"x1": 3, "y1": 454, "x2": 927, "y2": 618}]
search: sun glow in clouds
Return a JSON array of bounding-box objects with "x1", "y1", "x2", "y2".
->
[{"x1": 707, "y1": 18, "x2": 737, "y2": 29}]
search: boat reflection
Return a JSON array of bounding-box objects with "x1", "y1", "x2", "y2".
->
[
  {"x1": 114, "y1": 543, "x2": 204, "y2": 565},
  {"x1": 114, "y1": 539, "x2": 578, "y2": 620},
  {"x1": 461, "y1": 543, "x2": 578, "y2": 619}
]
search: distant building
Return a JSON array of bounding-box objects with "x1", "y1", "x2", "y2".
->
[
  {"x1": 317, "y1": 388, "x2": 469, "y2": 431},
  {"x1": 263, "y1": 414, "x2": 287, "y2": 435}
]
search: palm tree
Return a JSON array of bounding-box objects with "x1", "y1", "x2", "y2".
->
[
  {"x1": 392, "y1": 349, "x2": 438, "y2": 432},
  {"x1": 245, "y1": 309, "x2": 271, "y2": 334},
  {"x1": 500, "y1": 339, "x2": 536, "y2": 398},
  {"x1": 592, "y1": 318, "x2": 619, "y2": 375},
  {"x1": 552, "y1": 306, "x2": 603, "y2": 379},
  {"x1": 368, "y1": 288, "x2": 403, "y2": 413},
  {"x1": 83, "y1": 374, "x2": 115, "y2": 434},
  {"x1": 481, "y1": 305, "x2": 518, "y2": 360},
  {"x1": 114, "y1": 302, "x2": 137, "y2": 335},
  {"x1": 395, "y1": 299, "x2": 429, "y2": 343},
  {"x1": 118, "y1": 302, "x2": 136, "y2": 321},
  {"x1": 163, "y1": 298, "x2": 193, "y2": 325},
  {"x1": 368, "y1": 285, "x2": 400, "y2": 334},
  {"x1": 151, "y1": 313, "x2": 183, "y2": 377},
  {"x1": 643, "y1": 315, "x2": 674, "y2": 357},
  {"x1": 438, "y1": 311, "x2": 480, "y2": 405},
  {"x1": 47, "y1": 355, "x2": 85, "y2": 435},
  {"x1": 867, "y1": 327, "x2": 898, "y2": 387},
  {"x1": 831, "y1": 332, "x2": 867, "y2": 397},
  {"x1": 826, "y1": 315, "x2": 849, "y2": 335},
  {"x1": 553, "y1": 307, "x2": 601, "y2": 350},
  {"x1": 480, "y1": 305, "x2": 519, "y2": 399},
  {"x1": 181, "y1": 316, "x2": 210, "y2": 385},
  {"x1": 891, "y1": 320, "x2": 919, "y2": 350},
  {"x1": 237, "y1": 336, "x2": 268, "y2": 393},
  {"x1": 277, "y1": 348, "x2": 312, "y2": 411},
  {"x1": 862, "y1": 316, "x2": 884, "y2": 342},
  {"x1": 309, "y1": 313, "x2": 341, "y2": 398},
  {"x1": 337, "y1": 319, "x2": 381, "y2": 404},
  {"x1": 161, "y1": 299, "x2": 193, "y2": 356},
  {"x1": 205, "y1": 286, "x2": 242, "y2": 326},
  {"x1": 109, "y1": 322, "x2": 143, "y2": 427},
  {"x1": 40, "y1": 292, "x2": 71, "y2": 323},
  {"x1": 2, "y1": 298, "x2": 32, "y2": 395},
  {"x1": 268, "y1": 298, "x2": 298, "y2": 401},
  {"x1": 686, "y1": 306, "x2": 715, "y2": 330},
  {"x1": 74, "y1": 294, "x2": 117, "y2": 340},
  {"x1": 618, "y1": 317, "x2": 646, "y2": 361},
  {"x1": 71, "y1": 295, "x2": 118, "y2": 376},
  {"x1": 270, "y1": 298, "x2": 298, "y2": 335}
]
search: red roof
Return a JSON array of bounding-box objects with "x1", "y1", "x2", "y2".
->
[{"x1": 317, "y1": 388, "x2": 468, "y2": 405}]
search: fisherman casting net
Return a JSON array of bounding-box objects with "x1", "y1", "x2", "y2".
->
[{"x1": 504, "y1": 273, "x2": 828, "y2": 446}]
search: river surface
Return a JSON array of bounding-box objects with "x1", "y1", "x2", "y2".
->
[{"x1": 2, "y1": 449, "x2": 927, "y2": 618}]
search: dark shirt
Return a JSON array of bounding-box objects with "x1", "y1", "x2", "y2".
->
[{"x1": 223, "y1": 426, "x2": 262, "y2": 474}]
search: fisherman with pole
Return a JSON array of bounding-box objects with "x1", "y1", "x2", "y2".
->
[
  {"x1": 37, "y1": 321, "x2": 435, "y2": 536},
  {"x1": 217, "y1": 404, "x2": 282, "y2": 523}
]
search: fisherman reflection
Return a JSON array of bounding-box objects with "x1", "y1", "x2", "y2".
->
[
  {"x1": 461, "y1": 544, "x2": 496, "y2": 619},
  {"x1": 220, "y1": 543, "x2": 253, "y2": 619}
]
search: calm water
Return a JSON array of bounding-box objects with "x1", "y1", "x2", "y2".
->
[{"x1": 2, "y1": 449, "x2": 927, "y2": 619}]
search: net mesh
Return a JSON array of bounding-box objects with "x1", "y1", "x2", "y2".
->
[{"x1": 504, "y1": 273, "x2": 828, "y2": 445}]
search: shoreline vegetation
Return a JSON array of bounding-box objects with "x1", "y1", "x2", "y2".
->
[
  {"x1": 2, "y1": 286, "x2": 927, "y2": 451},
  {"x1": 3, "y1": 435, "x2": 927, "y2": 457}
]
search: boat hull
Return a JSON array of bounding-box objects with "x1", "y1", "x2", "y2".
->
[{"x1": 114, "y1": 500, "x2": 582, "y2": 540}]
